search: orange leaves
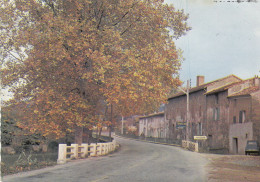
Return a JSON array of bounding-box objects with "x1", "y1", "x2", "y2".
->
[{"x1": 1, "y1": 0, "x2": 189, "y2": 138}]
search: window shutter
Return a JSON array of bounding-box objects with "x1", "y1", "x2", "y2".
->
[
  {"x1": 239, "y1": 111, "x2": 242, "y2": 123},
  {"x1": 213, "y1": 108, "x2": 215, "y2": 120},
  {"x1": 217, "y1": 108, "x2": 220, "y2": 120},
  {"x1": 233, "y1": 116, "x2": 236, "y2": 124}
]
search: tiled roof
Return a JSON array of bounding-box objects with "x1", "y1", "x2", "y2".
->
[
  {"x1": 228, "y1": 86, "x2": 259, "y2": 98},
  {"x1": 205, "y1": 81, "x2": 241, "y2": 95},
  {"x1": 168, "y1": 75, "x2": 242, "y2": 100},
  {"x1": 206, "y1": 77, "x2": 259, "y2": 95},
  {"x1": 139, "y1": 112, "x2": 164, "y2": 119}
]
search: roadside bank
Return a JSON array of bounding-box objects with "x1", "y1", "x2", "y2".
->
[{"x1": 204, "y1": 154, "x2": 260, "y2": 182}]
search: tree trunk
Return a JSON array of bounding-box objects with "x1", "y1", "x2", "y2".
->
[
  {"x1": 108, "y1": 126, "x2": 112, "y2": 141},
  {"x1": 74, "y1": 126, "x2": 83, "y2": 145},
  {"x1": 98, "y1": 127, "x2": 102, "y2": 142},
  {"x1": 83, "y1": 127, "x2": 92, "y2": 144},
  {"x1": 109, "y1": 104, "x2": 113, "y2": 141}
]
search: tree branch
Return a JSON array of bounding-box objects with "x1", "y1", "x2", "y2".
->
[
  {"x1": 62, "y1": 44, "x2": 69, "y2": 51},
  {"x1": 113, "y1": 2, "x2": 138, "y2": 26},
  {"x1": 120, "y1": 17, "x2": 141, "y2": 36},
  {"x1": 44, "y1": 0, "x2": 57, "y2": 16},
  {"x1": 113, "y1": 11, "x2": 129, "y2": 26},
  {"x1": 6, "y1": 50, "x2": 23, "y2": 63},
  {"x1": 97, "y1": 9, "x2": 104, "y2": 29}
]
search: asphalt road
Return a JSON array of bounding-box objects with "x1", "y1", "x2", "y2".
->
[{"x1": 3, "y1": 136, "x2": 208, "y2": 182}]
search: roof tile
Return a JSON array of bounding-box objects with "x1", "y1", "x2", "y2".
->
[
  {"x1": 168, "y1": 75, "x2": 242, "y2": 100},
  {"x1": 228, "y1": 86, "x2": 259, "y2": 97}
]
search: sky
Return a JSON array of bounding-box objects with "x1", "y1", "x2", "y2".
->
[{"x1": 165, "y1": 0, "x2": 260, "y2": 87}]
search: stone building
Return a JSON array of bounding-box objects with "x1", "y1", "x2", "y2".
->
[
  {"x1": 138, "y1": 112, "x2": 167, "y2": 138},
  {"x1": 202, "y1": 76, "x2": 260, "y2": 154},
  {"x1": 138, "y1": 75, "x2": 260, "y2": 154},
  {"x1": 165, "y1": 75, "x2": 260, "y2": 154},
  {"x1": 166, "y1": 75, "x2": 241, "y2": 147},
  {"x1": 227, "y1": 77, "x2": 260, "y2": 154}
]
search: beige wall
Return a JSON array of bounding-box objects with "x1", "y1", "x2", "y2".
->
[
  {"x1": 229, "y1": 122, "x2": 253, "y2": 154},
  {"x1": 139, "y1": 114, "x2": 166, "y2": 138}
]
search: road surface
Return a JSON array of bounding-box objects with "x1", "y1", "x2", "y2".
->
[{"x1": 4, "y1": 136, "x2": 208, "y2": 182}]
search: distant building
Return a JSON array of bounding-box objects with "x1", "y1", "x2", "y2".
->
[
  {"x1": 138, "y1": 112, "x2": 166, "y2": 138},
  {"x1": 122, "y1": 115, "x2": 139, "y2": 135}
]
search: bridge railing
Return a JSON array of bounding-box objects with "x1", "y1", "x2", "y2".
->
[{"x1": 57, "y1": 140, "x2": 117, "y2": 164}]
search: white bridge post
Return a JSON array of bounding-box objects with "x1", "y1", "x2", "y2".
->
[
  {"x1": 71, "y1": 144, "x2": 78, "y2": 159},
  {"x1": 57, "y1": 144, "x2": 67, "y2": 164}
]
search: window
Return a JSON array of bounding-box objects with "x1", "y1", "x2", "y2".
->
[
  {"x1": 215, "y1": 94, "x2": 219, "y2": 104},
  {"x1": 239, "y1": 110, "x2": 246, "y2": 123},
  {"x1": 233, "y1": 116, "x2": 236, "y2": 124},
  {"x1": 213, "y1": 107, "x2": 220, "y2": 121},
  {"x1": 197, "y1": 123, "x2": 202, "y2": 135}
]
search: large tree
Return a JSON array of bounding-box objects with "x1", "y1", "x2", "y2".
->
[{"x1": 1, "y1": 0, "x2": 190, "y2": 141}]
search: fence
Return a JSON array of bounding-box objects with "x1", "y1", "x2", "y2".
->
[
  {"x1": 57, "y1": 140, "x2": 117, "y2": 164},
  {"x1": 182, "y1": 140, "x2": 199, "y2": 152}
]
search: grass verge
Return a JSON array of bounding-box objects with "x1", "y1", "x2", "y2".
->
[{"x1": 1, "y1": 152, "x2": 57, "y2": 176}]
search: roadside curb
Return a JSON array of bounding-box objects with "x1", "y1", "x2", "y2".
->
[{"x1": 114, "y1": 134, "x2": 181, "y2": 147}]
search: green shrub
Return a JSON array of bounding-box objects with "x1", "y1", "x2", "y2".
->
[{"x1": 48, "y1": 141, "x2": 59, "y2": 152}]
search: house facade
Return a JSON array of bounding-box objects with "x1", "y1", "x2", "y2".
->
[
  {"x1": 138, "y1": 112, "x2": 167, "y2": 138},
  {"x1": 165, "y1": 75, "x2": 242, "y2": 152},
  {"x1": 227, "y1": 78, "x2": 260, "y2": 154},
  {"x1": 159, "y1": 75, "x2": 260, "y2": 154}
]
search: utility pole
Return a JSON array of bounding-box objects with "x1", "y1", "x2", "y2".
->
[
  {"x1": 177, "y1": 80, "x2": 190, "y2": 141},
  {"x1": 186, "y1": 80, "x2": 190, "y2": 141},
  {"x1": 121, "y1": 116, "x2": 124, "y2": 135}
]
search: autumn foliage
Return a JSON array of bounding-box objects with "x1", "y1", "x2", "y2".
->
[{"x1": 1, "y1": 0, "x2": 190, "y2": 139}]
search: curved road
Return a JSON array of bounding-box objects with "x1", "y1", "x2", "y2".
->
[{"x1": 4, "y1": 137, "x2": 208, "y2": 182}]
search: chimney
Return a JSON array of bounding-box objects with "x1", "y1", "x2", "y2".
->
[{"x1": 197, "y1": 75, "x2": 205, "y2": 87}]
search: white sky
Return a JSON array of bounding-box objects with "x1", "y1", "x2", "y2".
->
[{"x1": 165, "y1": 0, "x2": 260, "y2": 86}]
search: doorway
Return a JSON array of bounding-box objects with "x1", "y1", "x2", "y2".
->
[{"x1": 233, "y1": 138, "x2": 238, "y2": 154}]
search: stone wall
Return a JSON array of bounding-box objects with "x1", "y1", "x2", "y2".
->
[
  {"x1": 166, "y1": 89, "x2": 207, "y2": 141},
  {"x1": 251, "y1": 90, "x2": 260, "y2": 143},
  {"x1": 139, "y1": 113, "x2": 166, "y2": 138},
  {"x1": 206, "y1": 91, "x2": 230, "y2": 151}
]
